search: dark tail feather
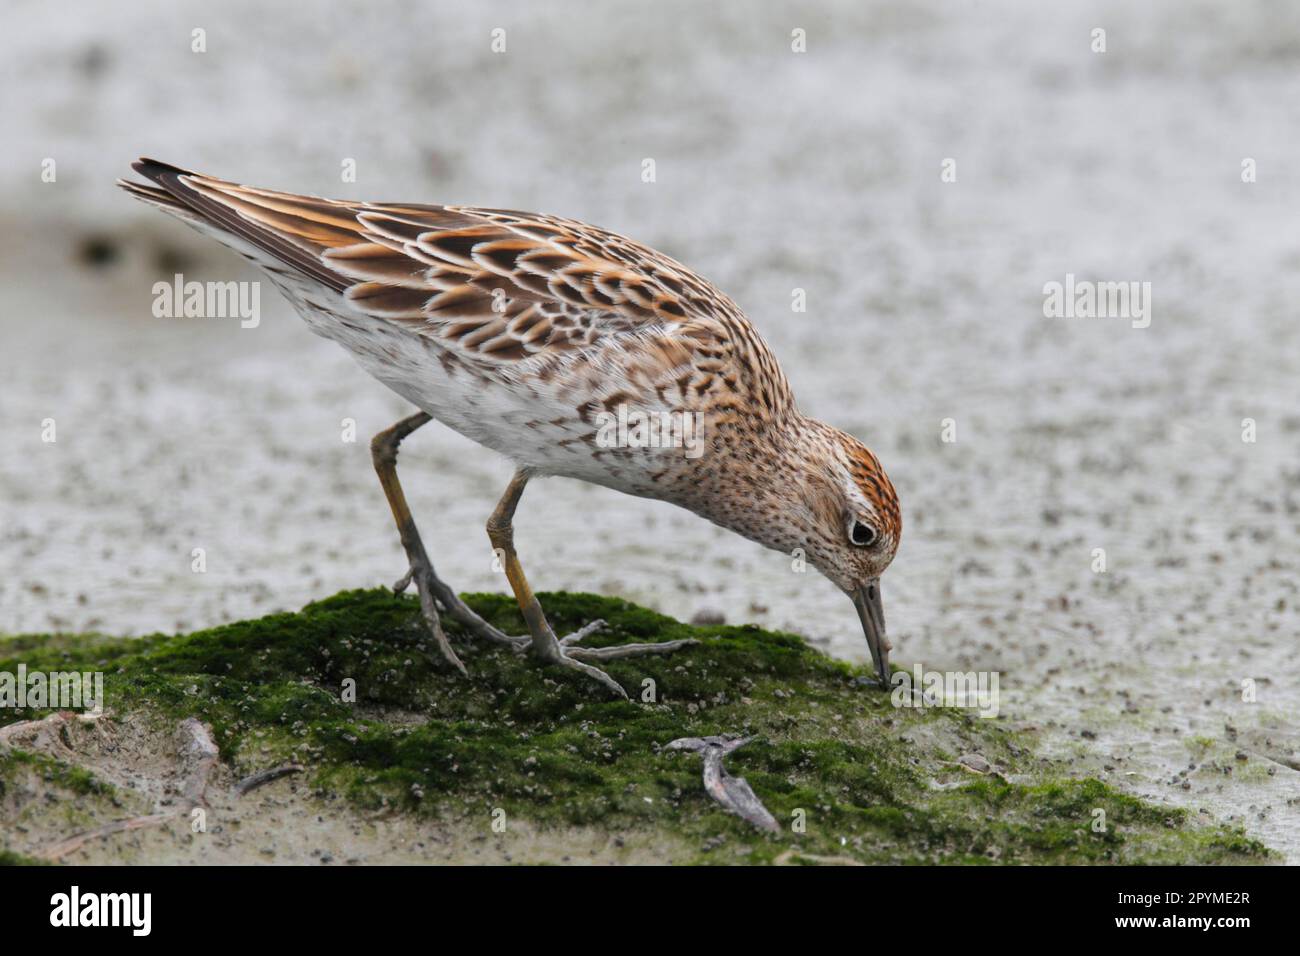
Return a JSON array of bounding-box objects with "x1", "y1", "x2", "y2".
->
[
  {"x1": 118, "y1": 158, "x2": 348, "y2": 293},
  {"x1": 116, "y1": 176, "x2": 189, "y2": 213},
  {"x1": 131, "y1": 157, "x2": 195, "y2": 182},
  {"x1": 118, "y1": 157, "x2": 201, "y2": 207}
]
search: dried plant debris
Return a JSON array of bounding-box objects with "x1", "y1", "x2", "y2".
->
[
  {"x1": 2, "y1": 714, "x2": 220, "y2": 862},
  {"x1": 234, "y1": 764, "x2": 304, "y2": 797},
  {"x1": 665, "y1": 736, "x2": 779, "y2": 833}
]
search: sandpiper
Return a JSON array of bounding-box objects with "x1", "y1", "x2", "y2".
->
[{"x1": 119, "y1": 159, "x2": 901, "y2": 697}]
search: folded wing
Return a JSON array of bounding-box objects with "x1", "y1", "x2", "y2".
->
[{"x1": 122, "y1": 159, "x2": 737, "y2": 368}]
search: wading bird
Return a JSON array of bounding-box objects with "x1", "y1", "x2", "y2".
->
[{"x1": 120, "y1": 159, "x2": 901, "y2": 697}]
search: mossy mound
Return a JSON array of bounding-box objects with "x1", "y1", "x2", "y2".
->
[{"x1": 0, "y1": 589, "x2": 1273, "y2": 864}]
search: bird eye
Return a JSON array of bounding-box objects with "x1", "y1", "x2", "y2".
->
[{"x1": 850, "y1": 521, "x2": 877, "y2": 547}]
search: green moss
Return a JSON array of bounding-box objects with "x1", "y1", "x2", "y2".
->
[
  {"x1": 0, "y1": 849, "x2": 48, "y2": 866},
  {"x1": 0, "y1": 749, "x2": 112, "y2": 798},
  {"x1": 0, "y1": 589, "x2": 1274, "y2": 864}
]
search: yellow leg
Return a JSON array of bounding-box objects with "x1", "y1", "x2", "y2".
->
[
  {"x1": 371, "y1": 412, "x2": 523, "y2": 673},
  {"x1": 486, "y1": 470, "x2": 697, "y2": 698}
]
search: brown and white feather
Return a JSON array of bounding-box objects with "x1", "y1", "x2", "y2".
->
[{"x1": 119, "y1": 160, "x2": 899, "y2": 580}]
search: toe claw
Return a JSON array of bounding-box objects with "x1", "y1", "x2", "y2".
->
[
  {"x1": 559, "y1": 619, "x2": 607, "y2": 646},
  {"x1": 440, "y1": 647, "x2": 469, "y2": 677},
  {"x1": 559, "y1": 656, "x2": 628, "y2": 699}
]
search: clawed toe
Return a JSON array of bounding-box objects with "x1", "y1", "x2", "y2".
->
[
  {"x1": 535, "y1": 623, "x2": 699, "y2": 698},
  {"x1": 558, "y1": 619, "x2": 607, "y2": 646},
  {"x1": 546, "y1": 648, "x2": 631, "y2": 699},
  {"x1": 390, "y1": 567, "x2": 696, "y2": 700},
  {"x1": 386, "y1": 561, "x2": 466, "y2": 675},
  {"x1": 565, "y1": 637, "x2": 699, "y2": 663}
]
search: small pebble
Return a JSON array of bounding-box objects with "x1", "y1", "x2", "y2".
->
[
  {"x1": 690, "y1": 609, "x2": 726, "y2": 626},
  {"x1": 958, "y1": 753, "x2": 991, "y2": 774}
]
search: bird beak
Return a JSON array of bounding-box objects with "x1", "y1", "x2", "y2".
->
[{"x1": 853, "y1": 579, "x2": 892, "y2": 688}]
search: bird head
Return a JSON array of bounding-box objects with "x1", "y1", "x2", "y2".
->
[{"x1": 792, "y1": 421, "x2": 901, "y2": 687}]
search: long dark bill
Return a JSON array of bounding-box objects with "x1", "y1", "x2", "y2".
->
[{"x1": 852, "y1": 579, "x2": 892, "y2": 688}]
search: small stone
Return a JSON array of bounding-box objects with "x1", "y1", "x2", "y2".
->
[
  {"x1": 691, "y1": 608, "x2": 726, "y2": 626},
  {"x1": 957, "y1": 753, "x2": 991, "y2": 774}
]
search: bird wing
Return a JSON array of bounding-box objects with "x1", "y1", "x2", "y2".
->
[{"x1": 122, "y1": 159, "x2": 738, "y2": 368}]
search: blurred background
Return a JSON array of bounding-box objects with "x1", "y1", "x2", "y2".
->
[{"x1": 2, "y1": 0, "x2": 1298, "y2": 856}]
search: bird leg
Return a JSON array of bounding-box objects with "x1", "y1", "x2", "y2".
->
[
  {"x1": 371, "y1": 413, "x2": 526, "y2": 674},
  {"x1": 486, "y1": 470, "x2": 697, "y2": 698}
]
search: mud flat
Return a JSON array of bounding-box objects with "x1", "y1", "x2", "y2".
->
[{"x1": 0, "y1": 590, "x2": 1272, "y2": 865}]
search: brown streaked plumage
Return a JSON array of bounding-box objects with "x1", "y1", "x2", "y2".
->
[{"x1": 119, "y1": 159, "x2": 902, "y2": 695}]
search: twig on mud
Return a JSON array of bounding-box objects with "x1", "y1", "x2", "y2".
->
[
  {"x1": 32, "y1": 717, "x2": 222, "y2": 862},
  {"x1": 40, "y1": 813, "x2": 178, "y2": 860},
  {"x1": 665, "y1": 735, "x2": 780, "y2": 833},
  {"x1": 235, "y1": 764, "x2": 303, "y2": 797},
  {"x1": 177, "y1": 717, "x2": 220, "y2": 808},
  {"x1": 0, "y1": 710, "x2": 106, "y2": 751}
]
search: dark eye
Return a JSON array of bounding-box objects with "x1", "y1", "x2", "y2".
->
[{"x1": 850, "y1": 521, "x2": 877, "y2": 547}]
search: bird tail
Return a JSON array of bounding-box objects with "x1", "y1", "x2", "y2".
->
[
  {"x1": 116, "y1": 158, "x2": 352, "y2": 293},
  {"x1": 116, "y1": 160, "x2": 200, "y2": 217}
]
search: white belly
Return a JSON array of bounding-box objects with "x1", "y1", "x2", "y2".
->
[{"x1": 284, "y1": 284, "x2": 675, "y2": 492}]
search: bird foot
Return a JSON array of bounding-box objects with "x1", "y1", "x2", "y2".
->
[
  {"x1": 393, "y1": 562, "x2": 697, "y2": 697},
  {"x1": 395, "y1": 560, "x2": 530, "y2": 653},
  {"x1": 531, "y1": 622, "x2": 699, "y2": 699},
  {"x1": 400, "y1": 562, "x2": 467, "y2": 676}
]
